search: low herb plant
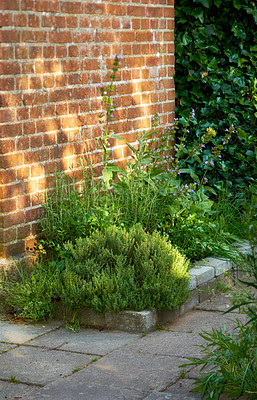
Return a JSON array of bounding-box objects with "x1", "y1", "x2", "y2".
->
[{"x1": 5, "y1": 225, "x2": 190, "y2": 329}]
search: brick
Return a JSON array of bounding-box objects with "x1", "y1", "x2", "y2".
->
[
  {"x1": 84, "y1": 3, "x2": 106, "y2": 14},
  {"x1": 0, "y1": 109, "x2": 15, "y2": 123},
  {"x1": 43, "y1": 75, "x2": 55, "y2": 88},
  {"x1": 61, "y1": 1, "x2": 82, "y2": 14},
  {"x1": 4, "y1": 241, "x2": 26, "y2": 257},
  {"x1": 66, "y1": 15, "x2": 78, "y2": 28},
  {"x1": 0, "y1": 93, "x2": 22, "y2": 108},
  {"x1": 36, "y1": 118, "x2": 59, "y2": 133},
  {"x1": 23, "y1": 121, "x2": 36, "y2": 135},
  {"x1": 49, "y1": 31, "x2": 72, "y2": 44},
  {"x1": 146, "y1": 6, "x2": 163, "y2": 17},
  {"x1": 0, "y1": 61, "x2": 20, "y2": 75},
  {"x1": 23, "y1": 92, "x2": 48, "y2": 106},
  {"x1": 95, "y1": 31, "x2": 115, "y2": 43},
  {"x1": 17, "y1": 225, "x2": 31, "y2": 240},
  {"x1": 35, "y1": 0, "x2": 59, "y2": 12},
  {"x1": 146, "y1": 56, "x2": 161, "y2": 67},
  {"x1": 136, "y1": 31, "x2": 153, "y2": 42},
  {"x1": 24, "y1": 148, "x2": 49, "y2": 164},
  {"x1": 43, "y1": 46, "x2": 55, "y2": 58},
  {"x1": 15, "y1": 46, "x2": 29, "y2": 59},
  {"x1": 80, "y1": 16, "x2": 90, "y2": 28},
  {"x1": 21, "y1": 62, "x2": 34, "y2": 74},
  {"x1": 0, "y1": 199, "x2": 16, "y2": 213},
  {"x1": 68, "y1": 45, "x2": 79, "y2": 57},
  {"x1": 28, "y1": 14, "x2": 40, "y2": 27},
  {"x1": 0, "y1": 123, "x2": 22, "y2": 138},
  {"x1": 127, "y1": 5, "x2": 145, "y2": 17},
  {"x1": 0, "y1": 46, "x2": 14, "y2": 59},
  {"x1": 21, "y1": 0, "x2": 34, "y2": 10},
  {"x1": 1, "y1": 0, "x2": 19, "y2": 10},
  {"x1": 120, "y1": 31, "x2": 135, "y2": 43},
  {"x1": 42, "y1": 14, "x2": 53, "y2": 27},
  {"x1": 0, "y1": 183, "x2": 24, "y2": 202},
  {"x1": 43, "y1": 132, "x2": 57, "y2": 146},
  {"x1": 21, "y1": 30, "x2": 48, "y2": 43},
  {"x1": 29, "y1": 46, "x2": 42, "y2": 59},
  {"x1": 163, "y1": 31, "x2": 174, "y2": 42},
  {"x1": 0, "y1": 139, "x2": 16, "y2": 154},
  {"x1": 49, "y1": 89, "x2": 72, "y2": 103},
  {"x1": 1, "y1": 228, "x2": 17, "y2": 244},
  {"x1": 17, "y1": 137, "x2": 29, "y2": 151},
  {"x1": 164, "y1": 6, "x2": 174, "y2": 18},
  {"x1": 126, "y1": 56, "x2": 145, "y2": 68},
  {"x1": 29, "y1": 76, "x2": 42, "y2": 90},
  {"x1": 16, "y1": 166, "x2": 30, "y2": 181},
  {"x1": 0, "y1": 31, "x2": 20, "y2": 43},
  {"x1": 0, "y1": 169, "x2": 16, "y2": 185},
  {"x1": 30, "y1": 163, "x2": 44, "y2": 177},
  {"x1": 0, "y1": 13, "x2": 12, "y2": 26},
  {"x1": 43, "y1": 104, "x2": 55, "y2": 118},
  {"x1": 52, "y1": 15, "x2": 65, "y2": 28},
  {"x1": 30, "y1": 135, "x2": 43, "y2": 148},
  {"x1": 30, "y1": 106, "x2": 43, "y2": 119}
]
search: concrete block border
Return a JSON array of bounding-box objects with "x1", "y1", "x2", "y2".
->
[{"x1": 55, "y1": 241, "x2": 251, "y2": 333}]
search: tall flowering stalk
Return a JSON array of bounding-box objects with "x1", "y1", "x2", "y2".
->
[{"x1": 97, "y1": 54, "x2": 123, "y2": 167}]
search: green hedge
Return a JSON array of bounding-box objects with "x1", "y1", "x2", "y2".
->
[{"x1": 175, "y1": 0, "x2": 257, "y2": 190}]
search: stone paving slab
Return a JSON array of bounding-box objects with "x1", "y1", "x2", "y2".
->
[
  {"x1": 21, "y1": 381, "x2": 145, "y2": 400},
  {"x1": 189, "y1": 266, "x2": 215, "y2": 286},
  {"x1": 164, "y1": 378, "x2": 201, "y2": 398},
  {"x1": 165, "y1": 310, "x2": 248, "y2": 334},
  {"x1": 120, "y1": 330, "x2": 207, "y2": 359},
  {"x1": 195, "y1": 291, "x2": 239, "y2": 313},
  {"x1": 143, "y1": 393, "x2": 201, "y2": 400},
  {"x1": 0, "y1": 320, "x2": 63, "y2": 344},
  {"x1": 27, "y1": 327, "x2": 140, "y2": 356},
  {"x1": 0, "y1": 380, "x2": 40, "y2": 400},
  {"x1": 56, "y1": 351, "x2": 186, "y2": 392},
  {"x1": 0, "y1": 342, "x2": 16, "y2": 353},
  {"x1": 0, "y1": 346, "x2": 94, "y2": 385}
]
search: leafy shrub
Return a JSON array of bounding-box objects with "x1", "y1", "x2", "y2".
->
[
  {"x1": 39, "y1": 171, "x2": 115, "y2": 257},
  {"x1": 61, "y1": 224, "x2": 190, "y2": 313},
  {"x1": 175, "y1": 0, "x2": 257, "y2": 191},
  {"x1": 3, "y1": 264, "x2": 60, "y2": 321},
  {"x1": 5, "y1": 225, "x2": 190, "y2": 327}
]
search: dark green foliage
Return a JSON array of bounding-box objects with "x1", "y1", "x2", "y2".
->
[
  {"x1": 5, "y1": 225, "x2": 190, "y2": 325},
  {"x1": 175, "y1": 0, "x2": 257, "y2": 191},
  {"x1": 181, "y1": 322, "x2": 257, "y2": 400},
  {"x1": 3, "y1": 264, "x2": 60, "y2": 321},
  {"x1": 180, "y1": 204, "x2": 257, "y2": 399},
  {"x1": 61, "y1": 225, "x2": 190, "y2": 313},
  {"x1": 39, "y1": 171, "x2": 114, "y2": 256}
]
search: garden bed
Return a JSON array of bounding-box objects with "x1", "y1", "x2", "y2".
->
[{"x1": 53, "y1": 241, "x2": 251, "y2": 333}]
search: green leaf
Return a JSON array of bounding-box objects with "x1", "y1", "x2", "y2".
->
[
  {"x1": 204, "y1": 186, "x2": 217, "y2": 195},
  {"x1": 196, "y1": 0, "x2": 210, "y2": 8},
  {"x1": 214, "y1": 0, "x2": 222, "y2": 7},
  {"x1": 233, "y1": 0, "x2": 242, "y2": 10},
  {"x1": 111, "y1": 134, "x2": 124, "y2": 140},
  {"x1": 126, "y1": 142, "x2": 137, "y2": 153},
  {"x1": 192, "y1": 8, "x2": 204, "y2": 22},
  {"x1": 190, "y1": 172, "x2": 200, "y2": 184},
  {"x1": 182, "y1": 34, "x2": 192, "y2": 46},
  {"x1": 102, "y1": 167, "x2": 113, "y2": 187},
  {"x1": 179, "y1": 168, "x2": 191, "y2": 173}
]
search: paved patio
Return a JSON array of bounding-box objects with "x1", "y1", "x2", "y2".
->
[{"x1": 0, "y1": 291, "x2": 247, "y2": 400}]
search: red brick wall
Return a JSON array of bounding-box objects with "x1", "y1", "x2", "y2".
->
[{"x1": 0, "y1": 0, "x2": 175, "y2": 258}]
